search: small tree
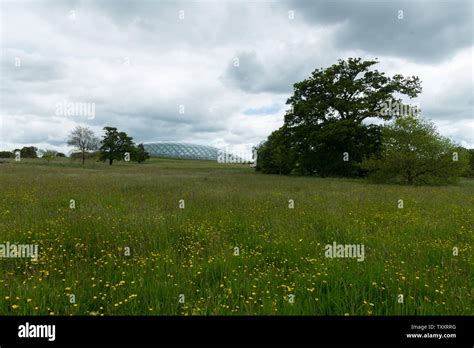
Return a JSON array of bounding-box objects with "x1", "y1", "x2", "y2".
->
[
  {"x1": 40, "y1": 149, "x2": 58, "y2": 162},
  {"x1": 362, "y1": 115, "x2": 469, "y2": 185},
  {"x1": 132, "y1": 143, "x2": 150, "y2": 163},
  {"x1": 67, "y1": 126, "x2": 99, "y2": 165},
  {"x1": 99, "y1": 127, "x2": 135, "y2": 165}
]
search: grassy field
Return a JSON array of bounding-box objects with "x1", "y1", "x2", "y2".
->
[{"x1": 0, "y1": 158, "x2": 472, "y2": 315}]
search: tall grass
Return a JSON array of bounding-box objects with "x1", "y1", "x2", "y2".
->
[{"x1": 0, "y1": 158, "x2": 472, "y2": 315}]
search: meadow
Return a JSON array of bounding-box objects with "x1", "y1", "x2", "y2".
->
[{"x1": 0, "y1": 158, "x2": 472, "y2": 315}]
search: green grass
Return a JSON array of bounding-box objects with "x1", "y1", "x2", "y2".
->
[{"x1": 0, "y1": 158, "x2": 472, "y2": 315}]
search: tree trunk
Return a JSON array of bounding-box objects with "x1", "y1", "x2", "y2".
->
[
  {"x1": 82, "y1": 151, "x2": 85, "y2": 165},
  {"x1": 109, "y1": 157, "x2": 113, "y2": 165}
]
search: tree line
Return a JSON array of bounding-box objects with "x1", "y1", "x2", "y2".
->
[
  {"x1": 255, "y1": 58, "x2": 473, "y2": 185},
  {"x1": 67, "y1": 126, "x2": 149, "y2": 165},
  {"x1": 0, "y1": 147, "x2": 66, "y2": 160},
  {"x1": 0, "y1": 126, "x2": 150, "y2": 165}
]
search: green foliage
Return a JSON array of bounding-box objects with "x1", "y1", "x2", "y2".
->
[
  {"x1": 132, "y1": 143, "x2": 150, "y2": 163},
  {"x1": 294, "y1": 120, "x2": 382, "y2": 176},
  {"x1": 258, "y1": 57, "x2": 422, "y2": 177},
  {"x1": 40, "y1": 149, "x2": 58, "y2": 162},
  {"x1": 70, "y1": 151, "x2": 100, "y2": 160},
  {"x1": 255, "y1": 127, "x2": 296, "y2": 174},
  {"x1": 467, "y1": 149, "x2": 474, "y2": 177},
  {"x1": 99, "y1": 127, "x2": 135, "y2": 165},
  {"x1": 362, "y1": 115, "x2": 470, "y2": 185},
  {"x1": 285, "y1": 57, "x2": 421, "y2": 127},
  {"x1": 20, "y1": 146, "x2": 38, "y2": 158},
  {"x1": 0, "y1": 151, "x2": 13, "y2": 158}
]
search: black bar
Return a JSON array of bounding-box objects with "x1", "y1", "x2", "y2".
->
[{"x1": 0, "y1": 316, "x2": 472, "y2": 346}]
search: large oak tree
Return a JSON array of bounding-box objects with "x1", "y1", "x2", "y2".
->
[{"x1": 257, "y1": 58, "x2": 422, "y2": 176}]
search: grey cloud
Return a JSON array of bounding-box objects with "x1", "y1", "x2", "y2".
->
[
  {"x1": 221, "y1": 50, "x2": 334, "y2": 94},
  {"x1": 290, "y1": 0, "x2": 473, "y2": 63},
  {"x1": 1, "y1": 50, "x2": 65, "y2": 83},
  {"x1": 221, "y1": 52, "x2": 268, "y2": 93}
]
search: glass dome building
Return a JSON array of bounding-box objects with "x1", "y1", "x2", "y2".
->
[{"x1": 143, "y1": 142, "x2": 219, "y2": 161}]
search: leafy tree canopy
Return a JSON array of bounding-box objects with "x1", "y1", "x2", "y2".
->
[
  {"x1": 99, "y1": 127, "x2": 135, "y2": 165},
  {"x1": 362, "y1": 115, "x2": 469, "y2": 185},
  {"x1": 285, "y1": 57, "x2": 422, "y2": 128},
  {"x1": 258, "y1": 58, "x2": 420, "y2": 177},
  {"x1": 132, "y1": 143, "x2": 150, "y2": 163}
]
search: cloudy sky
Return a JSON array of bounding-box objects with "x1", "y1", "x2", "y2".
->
[{"x1": 1, "y1": 0, "x2": 473, "y2": 154}]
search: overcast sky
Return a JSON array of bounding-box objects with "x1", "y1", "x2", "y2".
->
[{"x1": 1, "y1": 0, "x2": 473, "y2": 154}]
